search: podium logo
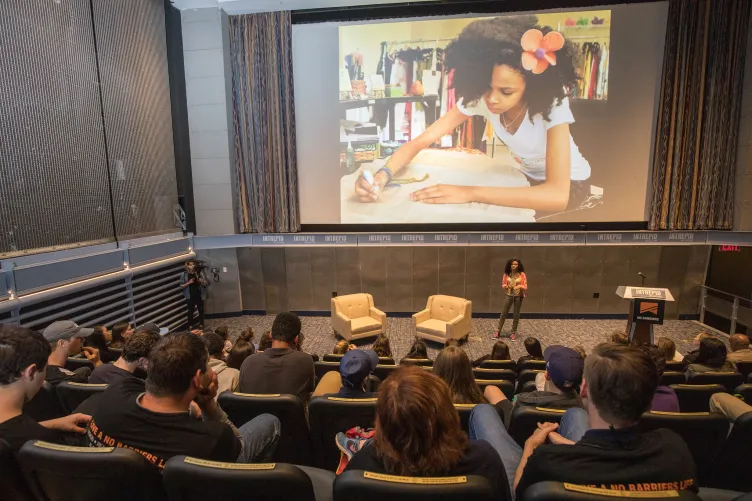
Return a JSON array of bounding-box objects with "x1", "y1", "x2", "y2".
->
[{"x1": 639, "y1": 302, "x2": 659, "y2": 315}]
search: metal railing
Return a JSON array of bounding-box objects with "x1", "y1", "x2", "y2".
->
[{"x1": 699, "y1": 286, "x2": 752, "y2": 335}]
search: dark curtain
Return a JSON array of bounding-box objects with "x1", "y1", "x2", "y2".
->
[
  {"x1": 649, "y1": 0, "x2": 750, "y2": 230},
  {"x1": 229, "y1": 11, "x2": 300, "y2": 233}
]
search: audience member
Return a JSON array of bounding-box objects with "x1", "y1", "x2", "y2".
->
[
  {"x1": 657, "y1": 337, "x2": 683, "y2": 362},
  {"x1": 257, "y1": 331, "x2": 273, "y2": 352},
  {"x1": 710, "y1": 392, "x2": 752, "y2": 422},
  {"x1": 89, "y1": 330, "x2": 161, "y2": 385},
  {"x1": 344, "y1": 366, "x2": 509, "y2": 501},
  {"x1": 136, "y1": 322, "x2": 169, "y2": 336},
  {"x1": 215, "y1": 326, "x2": 233, "y2": 357},
  {"x1": 572, "y1": 345, "x2": 587, "y2": 360},
  {"x1": 434, "y1": 346, "x2": 485, "y2": 404},
  {"x1": 0, "y1": 325, "x2": 92, "y2": 451},
  {"x1": 683, "y1": 332, "x2": 710, "y2": 365},
  {"x1": 43, "y1": 321, "x2": 100, "y2": 385},
  {"x1": 469, "y1": 344, "x2": 698, "y2": 498},
  {"x1": 400, "y1": 339, "x2": 429, "y2": 364},
  {"x1": 637, "y1": 344, "x2": 679, "y2": 413},
  {"x1": 332, "y1": 340, "x2": 352, "y2": 355},
  {"x1": 87, "y1": 331, "x2": 279, "y2": 467},
  {"x1": 727, "y1": 334, "x2": 752, "y2": 363},
  {"x1": 473, "y1": 341, "x2": 511, "y2": 367},
  {"x1": 313, "y1": 350, "x2": 379, "y2": 398},
  {"x1": 517, "y1": 337, "x2": 544, "y2": 365},
  {"x1": 238, "y1": 312, "x2": 315, "y2": 404},
  {"x1": 226, "y1": 340, "x2": 255, "y2": 370},
  {"x1": 372, "y1": 334, "x2": 392, "y2": 359},
  {"x1": 444, "y1": 338, "x2": 460, "y2": 348},
  {"x1": 239, "y1": 327, "x2": 254, "y2": 344},
  {"x1": 686, "y1": 337, "x2": 735, "y2": 375},
  {"x1": 85, "y1": 326, "x2": 117, "y2": 363},
  {"x1": 610, "y1": 331, "x2": 629, "y2": 345},
  {"x1": 203, "y1": 332, "x2": 239, "y2": 396},
  {"x1": 109, "y1": 321, "x2": 133, "y2": 350}
]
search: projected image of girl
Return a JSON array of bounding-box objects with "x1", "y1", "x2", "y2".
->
[{"x1": 353, "y1": 15, "x2": 594, "y2": 217}]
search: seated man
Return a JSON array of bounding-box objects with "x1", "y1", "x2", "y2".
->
[
  {"x1": 43, "y1": 320, "x2": 101, "y2": 385},
  {"x1": 203, "y1": 332, "x2": 239, "y2": 396},
  {"x1": 727, "y1": 334, "x2": 752, "y2": 363},
  {"x1": 87, "y1": 331, "x2": 280, "y2": 468},
  {"x1": 468, "y1": 343, "x2": 698, "y2": 498},
  {"x1": 0, "y1": 325, "x2": 91, "y2": 450},
  {"x1": 312, "y1": 349, "x2": 379, "y2": 399},
  {"x1": 89, "y1": 329, "x2": 161, "y2": 385},
  {"x1": 238, "y1": 312, "x2": 315, "y2": 403}
]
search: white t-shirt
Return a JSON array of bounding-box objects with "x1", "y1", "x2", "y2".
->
[{"x1": 456, "y1": 96, "x2": 591, "y2": 182}]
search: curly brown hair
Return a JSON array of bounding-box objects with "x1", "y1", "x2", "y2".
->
[{"x1": 445, "y1": 15, "x2": 578, "y2": 122}]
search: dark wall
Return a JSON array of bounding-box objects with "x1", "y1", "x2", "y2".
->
[{"x1": 230, "y1": 245, "x2": 709, "y2": 317}]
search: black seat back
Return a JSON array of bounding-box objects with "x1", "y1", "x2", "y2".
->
[
  {"x1": 400, "y1": 358, "x2": 433, "y2": 367},
  {"x1": 17, "y1": 440, "x2": 164, "y2": 501},
  {"x1": 517, "y1": 360, "x2": 547, "y2": 373},
  {"x1": 472, "y1": 368, "x2": 516, "y2": 383},
  {"x1": 704, "y1": 411, "x2": 752, "y2": 492},
  {"x1": 479, "y1": 360, "x2": 517, "y2": 371},
  {"x1": 372, "y1": 364, "x2": 398, "y2": 381},
  {"x1": 516, "y1": 369, "x2": 544, "y2": 390},
  {"x1": 56, "y1": 382, "x2": 108, "y2": 414},
  {"x1": 734, "y1": 361, "x2": 752, "y2": 379},
  {"x1": 665, "y1": 360, "x2": 686, "y2": 372},
  {"x1": 476, "y1": 380, "x2": 514, "y2": 400},
  {"x1": 659, "y1": 371, "x2": 686, "y2": 386},
  {"x1": 454, "y1": 403, "x2": 479, "y2": 433},
  {"x1": 517, "y1": 381, "x2": 537, "y2": 394},
  {"x1": 686, "y1": 372, "x2": 744, "y2": 392},
  {"x1": 314, "y1": 361, "x2": 341, "y2": 381},
  {"x1": 638, "y1": 411, "x2": 727, "y2": 484},
  {"x1": 64, "y1": 358, "x2": 95, "y2": 372},
  {"x1": 377, "y1": 357, "x2": 396, "y2": 365},
  {"x1": 508, "y1": 406, "x2": 566, "y2": 446},
  {"x1": 521, "y1": 481, "x2": 701, "y2": 500},
  {"x1": 23, "y1": 381, "x2": 65, "y2": 421},
  {"x1": 334, "y1": 470, "x2": 494, "y2": 501},
  {"x1": 323, "y1": 354, "x2": 345, "y2": 363},
  {"x1": 733, "y1": 383, "x2": 752, "y2": 403},
  {"x1": 670, "y1": 384, "x2": 727, "y2": 412},
  {"x1": 0, "y1": 438, "x2": 34, "y2": 501},
  {"x1": 217, "y1": 392, "x2": 312, "y2": 466},
  {"x1": 308, "y1": 396, "x2": 378, "y2": 471},
  {"x1": 163, "y1": 456, "x2": 316, "y2": 501}
]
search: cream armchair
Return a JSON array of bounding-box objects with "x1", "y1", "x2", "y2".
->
[
  {"x1": 413, "y1": 295, "x2": 472, "y2": 343},
  {"x1": 331, "y1": 293, "x2": 386, "y2": 341}
]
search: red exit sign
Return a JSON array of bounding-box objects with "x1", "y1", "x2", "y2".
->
[{"x1": 719, "y1": 245, "x2": 741, "y2": 252}]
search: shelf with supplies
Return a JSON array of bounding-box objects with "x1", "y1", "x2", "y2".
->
[{"x1": 340, "y1": 95, "x2": 439, "y2": 141}]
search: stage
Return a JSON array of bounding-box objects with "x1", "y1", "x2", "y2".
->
[{"x1": 205, "y1": 316, "x2": 720, "y2": 361}]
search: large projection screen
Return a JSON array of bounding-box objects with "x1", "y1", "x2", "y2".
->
[{"x1": 293, "y1": 3, "x2": 668, "y2": 225}]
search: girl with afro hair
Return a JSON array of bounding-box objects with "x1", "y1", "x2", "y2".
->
[{"x1": 355, "y1": 15, "x2": 590, "y2": 213}]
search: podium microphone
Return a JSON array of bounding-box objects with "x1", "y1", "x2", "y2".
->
[{"x1": 638, "y1": 272, "x2": 646, "y2": 286}]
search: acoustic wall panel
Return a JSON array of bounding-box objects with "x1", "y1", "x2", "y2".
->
[
  {"x1": 237, "y1": 247, "x2": 265, "y2": 311},
  {"x1": 0, "y1": 0, "x2": 114, "y2": 255},
  {"x1": 91, "y1": 0, "x2": 178, "y2": 239},
  {"x1": 360, "y1": 247, "x2": 387, "y2": 308}
]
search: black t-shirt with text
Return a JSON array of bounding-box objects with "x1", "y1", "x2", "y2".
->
[
  {"x1": 0, "y1": 414, "x2": 64, "y2": 451},
  {"x1": 515, "y1": 427, "x2": 697, "y2": 498},
  {"x1": 45, "y1": 365, "x2": 89, "y2": 386},
  {"x1": 87, "y1": 378, "x2": 240, "y2": 469}
]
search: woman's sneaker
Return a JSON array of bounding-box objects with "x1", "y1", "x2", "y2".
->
[
  {"x1": 510, "y1": 332, "x2": 517, "y2": 341},
  {"x1": 492, "y1": 331, "x2": 500, "y2": 339}
]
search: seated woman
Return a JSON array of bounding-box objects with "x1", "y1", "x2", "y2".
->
[
  {"x1": 226, "y1": 340, "x2": 255, "y2": 370},
  {"x1": 257, "y1": 331, "x2": 273, "y2": 352},
  {"x1": 444, "y1": 338, "x2": 460, "y2": 348},
  {"x1": 686, "y1": 337, "x2": 735, "y2": 375},
  {"x1": 344, "y1": 366, "x2": 511, "y2": 500},
  {"x1": 372, "y1": 334, "x2": 393, "y2": 360},
  {"x1": 85, "y1": 326, "x2": 117, "y2": 363},
  {"x1": 434, "y1": 347, "x2": 486, "y2": 404},
  {"x1": 472, "y1": 341, "x2": 511, "y2": 367},
  {"x1": 108, "y1": 322, "x2": 133, "y2": 350},
  {"x1": 399, "y1": 339, "x2": 430, "y2": 365},
  {"x1": 517, "y1": 337, "x2": 544, "y2": 365},
  {"x1": 332, "y1": 340, "x2": 354, "y2": 355},
  {"x1": 214, "y1": 326, "x2": 233, "y2": 357},
  {"x1": 637, "y1": 345, "x2": 679, "y2": 412},
  {"x1": 657, "y1": 337, "x2": 683, "y2": 362}
]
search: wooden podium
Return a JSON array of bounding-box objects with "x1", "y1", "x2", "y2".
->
[{"x1": 616, "y1": 286, "x2": 675, "y2": 345}]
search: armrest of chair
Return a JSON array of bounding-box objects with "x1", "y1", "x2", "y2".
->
[
  {"x1": 370, "y1": 307, "x2": 387, "y2": 326},
  {"x1": 332, "y1": 311, "x2": 352, "y2": 334},
  {"x1": 446, "y1": 306, "x2": 471, "y2": 339},
  {"x1": 413, "y1": 308, "x2": 431, "y2": 326}
]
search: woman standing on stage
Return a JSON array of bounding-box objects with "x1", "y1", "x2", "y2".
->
[{"x1": 494, "y1": 258, "x2": 527, "y2": 341}]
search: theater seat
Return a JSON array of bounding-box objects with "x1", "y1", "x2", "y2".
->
[
  {"x1": 56, "y1": 382, "x2": 108, "y2": 414},
  {"x1": 703, "y1": 411, "x2": 752, "y2": 492},
  {"x1": 400, "y1": 358, "x2": 433, "y2": 367},
  {"x1": 516, "y1": 370, "x2": 544, "y2": 392},
  {"x1": 17, "y1": 440, "x2": 164, "y2": 501},
  {"x1": 23, "y1": 381, "x2": 65, "y2": 421},
  {"x1": 733, "y1": 384, "x2": 752, "y2": 403},
  {"x1": 638, "y1": 411, "x2": 727, "y2": 484},
  {"x1": 686, "y1": 372, "x2": 744, "y2": 392},
  {"x1": 472, "y1": 368, "x2": 516, "y2": 383},
  {"x1": 660, "y1": 371, "x2": 686, "y2": 386},
  {"x1": 334, "y1": 470, "x2": 494, "y2": 501},
  {"x1": 476, "y1": 380, "x2": 514, "y2": 400},
  {"x1": 734, "y1": 361, "x2": 752, "y2": 380},
  {"x1": 314, "y1": 361, "x2": 341, "y2": 381},
  {"x1": 454, "y1": 403, "x2": 478, "y2": 433},
  {"x1": 517, "y1": 360, "x2": 547, "y2": 373},
  {"x1": 64, "y1": 358, "x2": 95, "y2": 372},
  {"x1": 508, "y1": 406, "x2": 566, "y2": 447},
  {"x1": 218, "y1": 392, "x2": 312, "y2": 466},
  {"x1": 479, "y1": 360, "x2": 517, "y2": 371},
  {"x1": 521, "y1": 481, "x2": 702, "y2": 500},
  {"x1": 309, "y1": 396, "x2": 377, "y2": 471},
  {"x1": 373, "y1": 364, "x2": 398, "y2": 381},
  {"x1": 0, "y1": 438, "x2": 34, "y2": 501},
  {"x1": 665, "y1": 360, "x2": 686, "y2": 372},
  {"x1": 671, "y1": 384, "x2": 727, "y2": 412},
  {"x1": 377, "y1": 357, "x2": 396, "y2": 365},
  {"x1": 163, "y1": 456, "x2": 320, "y2": 501},
  {"x1": 323, "y1": 354, "x2": 345, "y2": 363},
  {"x1": 517, "y1": 381, "x2": 537, "y2": 394}
]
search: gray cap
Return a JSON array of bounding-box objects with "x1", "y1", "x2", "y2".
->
[
  {"x1": 136, "y1": 322, "x2": 169, "y2": 336},
  {"x1": 43, "y1": 320, "x2": 94, "y2": 343}
]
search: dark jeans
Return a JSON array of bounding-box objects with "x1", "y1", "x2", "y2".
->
[
  {"x1": 187, "y1": 295, "x2": 205, "y2": 328},
  {"x1": 498, "y1": 295, "x2": 523, "y2": 333}
]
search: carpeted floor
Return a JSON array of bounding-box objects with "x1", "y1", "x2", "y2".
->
[{"x1": 206, "y1": 315, "x2": 722, "y2": 361}]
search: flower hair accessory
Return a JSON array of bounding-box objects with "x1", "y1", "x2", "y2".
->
[{"x1": 521, "y1": 29, "x2": 565, "y2": 74}]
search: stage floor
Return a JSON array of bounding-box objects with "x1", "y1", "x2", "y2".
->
[{"x1": 206, "y1": 316, "x2": 720, "y2": 362}]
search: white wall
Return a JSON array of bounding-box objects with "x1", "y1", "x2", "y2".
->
[
  {"x1": 182, "y1": 7, "x2": 237, "y2": 236},
  {"x1": 734, "y1": 12, "x2": 752, "y2": 231}
]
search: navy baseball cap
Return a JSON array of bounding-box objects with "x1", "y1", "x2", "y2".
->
[
  {"x1": 544, "y1": 345, "x2": 584, "y2": 390},
  {"x1": 340, "y1": 350, "x2": 379, "y2": 389}
]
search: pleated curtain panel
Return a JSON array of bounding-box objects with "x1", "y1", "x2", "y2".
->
[
  {"x1": 229, "y1": 11, "x2": 300, "y2": 233},
  {"x1": 649, "y1": 0, "x2": 750, "y2": 230}
]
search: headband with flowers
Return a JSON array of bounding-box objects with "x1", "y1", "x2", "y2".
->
[{"x1": 521, "y1": 29, "x2": 565, "y2": 74}]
